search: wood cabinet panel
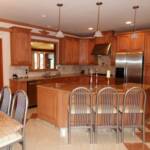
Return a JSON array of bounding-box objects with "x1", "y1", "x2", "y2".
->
[
  {"x1": 144, "y1": 32, "x2": 150, "y2": 64},
  {"x1": 117, "y1": 34, "x2": 131, "y2": 51},
  {"x1": 88, "y1": 39, "x2": 97, "y2": 64},
  {"x1": 59, "y1": 37, "x2": 80, "y2": 65},
  {"x1": 131, "y1": 32, "x2": 145, "y2": 51},
  {"x1": 117, "y1": 32, "x2": 145, "y2": 52},
  {"x1": 144, "y1": 64, "x2": 150, "y2": 84},
  {"x1": 79, "y1": 39, "x2": 97, "y2": 65},
  {"x1": 37, "y1": 87, "x2": 58, "y2": 125},
  {"x1": 111, "y1": 36, "x2": 117, "y2": 65},
  {"x1": 10, "y1": 27, "x2": 31, "y2": 66},
  {"x1": 79, "y1": 39, "x2": 89, "y2": 64},
  {"x1": 95, "y1": 32, "x2": 113, "y2": 44},
  {"x1": 10, "y1": 80, "x2": 27, "y2": 93}
]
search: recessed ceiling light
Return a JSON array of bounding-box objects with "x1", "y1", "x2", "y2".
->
[
  {"x1": 125, "y1": 21, "x2": 132, "y2": 25},
  {"x1": 88, "y1": 27, "x2": 94, "y2": 31},
  {"x1": 41, "y1": 14, "x2": 47, "y2": 18}
]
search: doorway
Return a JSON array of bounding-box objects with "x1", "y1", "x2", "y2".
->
[{"x1": 0, "y1": 39, "x2": 3, "y2": 89}]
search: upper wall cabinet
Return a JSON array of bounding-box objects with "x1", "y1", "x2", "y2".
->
[
  {"x1": 79, "y1": 39, "x2": 97, "y2": 65},
  {"x1": 144, "y1": 32, "x2": 150, "y2": 64},
  {"x1": 95, "y1": 31, "x2": 113, "y2": 44},
  {"x1": 117, "y1": 32, "x2": 145, "y2": 52},
  {"x1": 10, "y1": 27, "x2": 31, "y2": 66},
  {"x1": 59, "y1": 37, "x2": 80, "y2": 65}
]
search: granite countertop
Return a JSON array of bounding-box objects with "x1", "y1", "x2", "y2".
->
[
  {"x1": 37, "y1": 82, "x2": 150, "y2": 93},
  {"x1": 10, "y1": 74, "x2": 89, "y2": 82}
]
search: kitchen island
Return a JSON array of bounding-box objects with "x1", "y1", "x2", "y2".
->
[{"x1": 37, "y1": 81, "x2": 150, "y2": 128}]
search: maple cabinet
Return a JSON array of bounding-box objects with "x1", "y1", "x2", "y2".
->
[
  {"x1": 59, "y1": 37, "x2": 80, "y2": 65},
  {"x1": 117, "y1": 32, "x2": 145, "y2": 52},
  {"x1": 144, "y1": 32, "x2": 150, "y2": 84},
  {"x1": 144, "y1": 64, "x2": 150, "y2": 84},
  {"x1": 95, "y1": 31, "x2": 113, "y2": 44},
  {"x1": 111, "y1": 36, "x2": 117, "y2": 65},
  {"x1": 144, "y1": 32, "x2": 150, "y2": 64},
  {"x1": 10, "y1": 27, "x2": 32, "y2": 66},
  {"x1": 79, "y1": 39, "x2": 97, "y2": 65}
]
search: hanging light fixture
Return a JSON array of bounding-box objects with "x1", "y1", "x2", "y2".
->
[
  {"x1": 55, "y1": 3, "x2": 64, "y2": 38},
  {"x1": 131, "y1": 5, "x2": 139, "y2": 39},
  {"x1": 94, "y1": 2, "x2": 103, "y2": 37}
]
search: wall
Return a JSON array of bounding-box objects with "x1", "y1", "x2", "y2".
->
[
  {"x1": 80, "y1": 56, "x2": 115, "y2": 76},
  {"x1": 0, "y1": 31, "x2": 11, "y2": 86}
]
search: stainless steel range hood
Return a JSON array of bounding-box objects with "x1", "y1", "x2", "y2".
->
[{"x1": 92, "y1": 43, "x2": 111, "y2": 55}]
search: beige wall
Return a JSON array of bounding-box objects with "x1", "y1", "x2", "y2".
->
[{"x1": 0, "y1": 31, "x2": 11, "y2": 86}]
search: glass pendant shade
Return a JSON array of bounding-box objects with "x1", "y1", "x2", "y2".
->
[
  {"x1": 94, "y1": 30, "x2": 103, "y2": 37},
  {"x1": 131, "y1": 32, "x2": 138, "y2": 39},
  {"x1": 56, "y1": 30, "x2": 64, "y2": 38}
]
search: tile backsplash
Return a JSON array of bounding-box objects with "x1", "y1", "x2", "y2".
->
[{"x1": 10, "y1": 56, "x2": 115, "y2": 78}]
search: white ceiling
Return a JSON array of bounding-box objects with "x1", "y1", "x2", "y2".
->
[{"x1": 0, "y1": 0, "x2": 150, "y2": 36}]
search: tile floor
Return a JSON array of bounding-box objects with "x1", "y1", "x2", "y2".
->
[{"x1": 11, "y1": 108, "x2": 150, "y2": 150}]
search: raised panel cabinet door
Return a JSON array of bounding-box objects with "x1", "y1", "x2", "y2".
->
[
  {"x1": 88, "y1": 39, "x2": 97, "y2": 64},
  {"x1": 59, "y1": 37, "x2": 76, "y2": 64},
  {"x1": 143, "y1": 64, "x2": 150, "y2": 84},
  {"x1": 117, "y1": 34, "x2": 131, "y2": 51},
  {"x1": 111, "y1": 36, "x2": 117, "y2": 65},
  {"x1": 79, "y1": 39, "x2": 89, "y2": 64},
  {"x1": 11, "y1": 27, "x2": 31, "y2": 66},
  {"x1": 72, "y1": 38, "x2": 80, "y2": 64},
  {"x1": 144, "y1": 32, "x2": 150, "y2": 64},
  {"x1": 131, "y1": 32, "x2": 145, "y2": 51},
  {"x1": 95, "y1": 32, "x2": 113, "y2": 44}
]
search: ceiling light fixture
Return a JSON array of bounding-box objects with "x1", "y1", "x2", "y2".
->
[
  {"x1": 94, "y1": 2, "x2": 103, "y2": 38},
  {"x1": 125, "y1": 21, "x2": 132, "y2": 25},
  {"x1": 41, "y1": 14, "x2": 47, "y2": 18},
  {"x1": 88, "y1": 27, "x2": 94, "y2": 31},
  {"x1": 131, "y1": 5, "x2": 139, "y2": 39},
  {"x1": 55, "y1": 3, "x2": 64, "y2": 38}
]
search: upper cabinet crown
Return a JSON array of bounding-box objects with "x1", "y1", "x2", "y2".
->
[
  {"x1": 117, "y1": 32, "x2": 145, "y2": 52},
  {"x1": 10, "y1": 26, "x2": 32, "y2": 66}
]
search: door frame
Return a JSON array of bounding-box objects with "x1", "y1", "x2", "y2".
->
[{"x1": 0, "y1": 39, "x2": 3, "y2": 89}]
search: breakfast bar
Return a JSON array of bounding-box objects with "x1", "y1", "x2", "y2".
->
[{"x1": 37, "y1": 81, "x2": 150, "y2": 128}]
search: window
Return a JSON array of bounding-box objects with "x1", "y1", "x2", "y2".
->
[{"x1": 31, "y1": 41, "x2": 56, "y2": 70}]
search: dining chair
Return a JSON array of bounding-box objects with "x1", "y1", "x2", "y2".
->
[
  {"x1": 67, "y1": 87, "x2": 93, "y2": 144},
  {"x1": 0, "y1": 86, "x2": 12, "y2": 115},
  {"x1": 0, "y1": 90, "x2": 28, "y2": 150},
  {"x1": 120, "y1": 87, "x2": 146, "y2": 142},
  {"x1": 93, "y1": 87, "x2": 119, "y2": 143}
]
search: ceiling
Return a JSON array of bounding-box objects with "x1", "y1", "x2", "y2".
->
[{"x1": 0, "y1": 0, "x2": 150, "y2": 36}]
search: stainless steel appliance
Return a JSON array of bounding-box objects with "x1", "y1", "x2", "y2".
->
[{"x1": 115, "y1": 52, "x2": 144, "y2": 83}]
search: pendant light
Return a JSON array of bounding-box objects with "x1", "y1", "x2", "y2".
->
[
  {"x1": 55, "y1": 3, "x2": 64, "y2": 38},
  {"x1": 94, "y1": 2, "x2": 103, "y2": 37},
  {"x1": 131, "y1": 5, "x2": 139, "y2": 39}
]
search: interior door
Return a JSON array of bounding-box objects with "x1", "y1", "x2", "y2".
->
[{"x1": 0, "y1": 39, "x2": 3, "y2": 89}]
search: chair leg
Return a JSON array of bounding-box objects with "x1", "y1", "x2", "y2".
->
[
  {"x1": 22, "y1": 139, "x2": 25, "y2": 150},
  {"x1": 7, "y1": 146, "x2": 12, "y2": 150},
  {"x1": 142, "y1": 115, "x2": 145, "y2": 143},
  {"x1": 67, "y1": 113, "x2": 71, "y2": 144},
  {"x1": 121, "y1": 125, "x2": 124, "y2": 143},
  {"x1": 90, "y1": 113, "x2": 93, "y2": 144}
]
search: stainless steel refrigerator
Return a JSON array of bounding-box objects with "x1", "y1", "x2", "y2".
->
[{"x1": 115, "y1": 52, "x2": 144, "y2": 83}]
